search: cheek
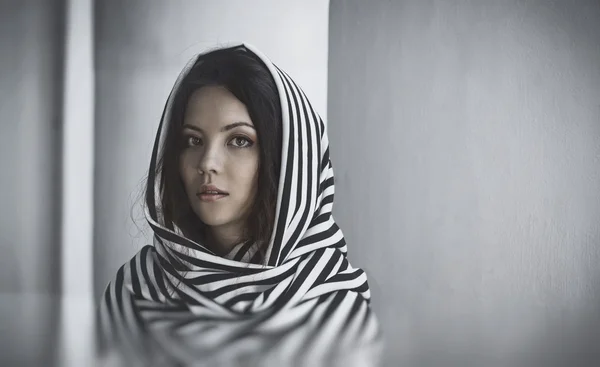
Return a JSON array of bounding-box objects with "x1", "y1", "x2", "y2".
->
[
  {"x1": 231, "y1": 153, "x2": 259, "y2": 191},
  {"x1": 179, "y1": 154, "x2": 196, "y2": 192},
  {"x1": 249, "y1": 157, "x2": 260, "y2": 196},
  {"x1": 247, "y1": 153, "x2": 260, "y2": 183}
]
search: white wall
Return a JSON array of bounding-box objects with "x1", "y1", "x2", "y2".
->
[
  {"x1": 61, "y1": 0, "x2": 94, "y2": 299},
  {"x1": 93, "y1": 0, "x2": 330, "y2": 300},
  {"x1": 328, "y1": 1, "x2": 600, "y2": 365}
]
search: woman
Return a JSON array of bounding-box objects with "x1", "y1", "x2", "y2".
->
[{"x1": 98, "y1": 43, "x2": 383, "y2": 366}]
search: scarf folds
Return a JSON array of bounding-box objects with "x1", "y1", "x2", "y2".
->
[{"x1": 97, "y1": 43, "x2": 383, "y2": 367}]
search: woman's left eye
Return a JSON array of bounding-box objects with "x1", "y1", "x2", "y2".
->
[{"x1": 229, "y1": 136, "x2": 253, "y2": 148}]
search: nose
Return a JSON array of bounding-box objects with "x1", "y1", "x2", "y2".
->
[{"x1": 196, "y1": 142, "x2": 222, "y2": 175}]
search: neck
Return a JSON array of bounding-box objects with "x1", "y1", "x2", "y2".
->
[{"x1": 206, "y1": 223, "x2": 246, "y2": 256}]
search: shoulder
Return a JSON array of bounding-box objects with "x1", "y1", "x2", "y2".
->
[{"x1": 100, "y1": 245, "x2": 160, "y2": 300}]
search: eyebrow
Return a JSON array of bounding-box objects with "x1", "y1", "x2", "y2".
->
[{"x1": 182, "y1": 122, "x2": 255, "y2": 133}]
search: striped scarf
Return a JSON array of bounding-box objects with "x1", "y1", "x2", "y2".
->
[{"x1": 98, "y1": 43, "x2": 383, "y2": 367}]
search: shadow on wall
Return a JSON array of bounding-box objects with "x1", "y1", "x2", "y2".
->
[
  {"x1": 0, "y1": 0, "x2": 65, "y2": 294},
  {"x1": 517, "y1": 273, "x2": 600, "y2": 366}
]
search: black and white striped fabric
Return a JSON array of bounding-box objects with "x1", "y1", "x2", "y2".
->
[{"x1": 98, "y1": 43, "x2": 382, "y2": 367}]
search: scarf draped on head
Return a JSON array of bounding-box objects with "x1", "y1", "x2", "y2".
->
[{"x1": 98, "y1": 43, "x2": 383, "y2": 367}]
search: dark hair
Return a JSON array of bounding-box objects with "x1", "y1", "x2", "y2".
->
[{"x1": 150, "y1": 47, "x2": 282, "y2": 264}]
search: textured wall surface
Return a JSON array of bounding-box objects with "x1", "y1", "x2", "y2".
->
[
  {"x1": 0, "y1": 0, "x2": 65, "y2": 293},
  {"x1": 93, "y1": 0, "x2": 330, "y2": 300},
  {"x1": 328, "y1": 1, "x2": 600, "y2": 365}
]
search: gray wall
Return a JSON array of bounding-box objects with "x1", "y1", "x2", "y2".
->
[
  {"x1": 0, "y1": 0, "x2": 65, "y2": 294},
  {"x1": 93, "y1": 0, "x2": 330, "y2": 300},
  {"x1": 328, "y1": 1, "x2": 600, "y2": 365}
]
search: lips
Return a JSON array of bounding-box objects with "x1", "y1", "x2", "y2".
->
[
  {"x1": 197, "y1": 193, "x2": 227, "y2": 202},
  {"x1": 197, "y1": 184, "x2": 229, "y2": 202},
  {"x1": 198, "y1": 184, "x2": 228, "y2": 195}
]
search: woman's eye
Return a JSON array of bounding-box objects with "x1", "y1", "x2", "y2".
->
[
  {"x1": 230, "y1": 136, "x2": 253, "y2": 148},
  {"x1": 186, "y1": 136, "x2": 202, "y2": 147}
]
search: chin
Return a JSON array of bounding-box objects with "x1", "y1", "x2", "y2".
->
[
  {"x1": 193, "y1": 207, "x2": 232, "y2": 227},
  {"x1": 200, "y1": 218, "x2": 230, "y2": 227}
]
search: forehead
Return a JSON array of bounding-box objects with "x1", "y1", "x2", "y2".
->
[{"x1": 184, "y1": 86, "x2": 252, "y2": 127}]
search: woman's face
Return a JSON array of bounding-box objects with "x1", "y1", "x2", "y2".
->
[{"x1": 179, "y1": 85, "x2": 259, "y2": 248}]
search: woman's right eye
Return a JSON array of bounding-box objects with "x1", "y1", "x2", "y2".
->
[{"x1": 186, "y1": 136, "x2": 202, "y2": 147}]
